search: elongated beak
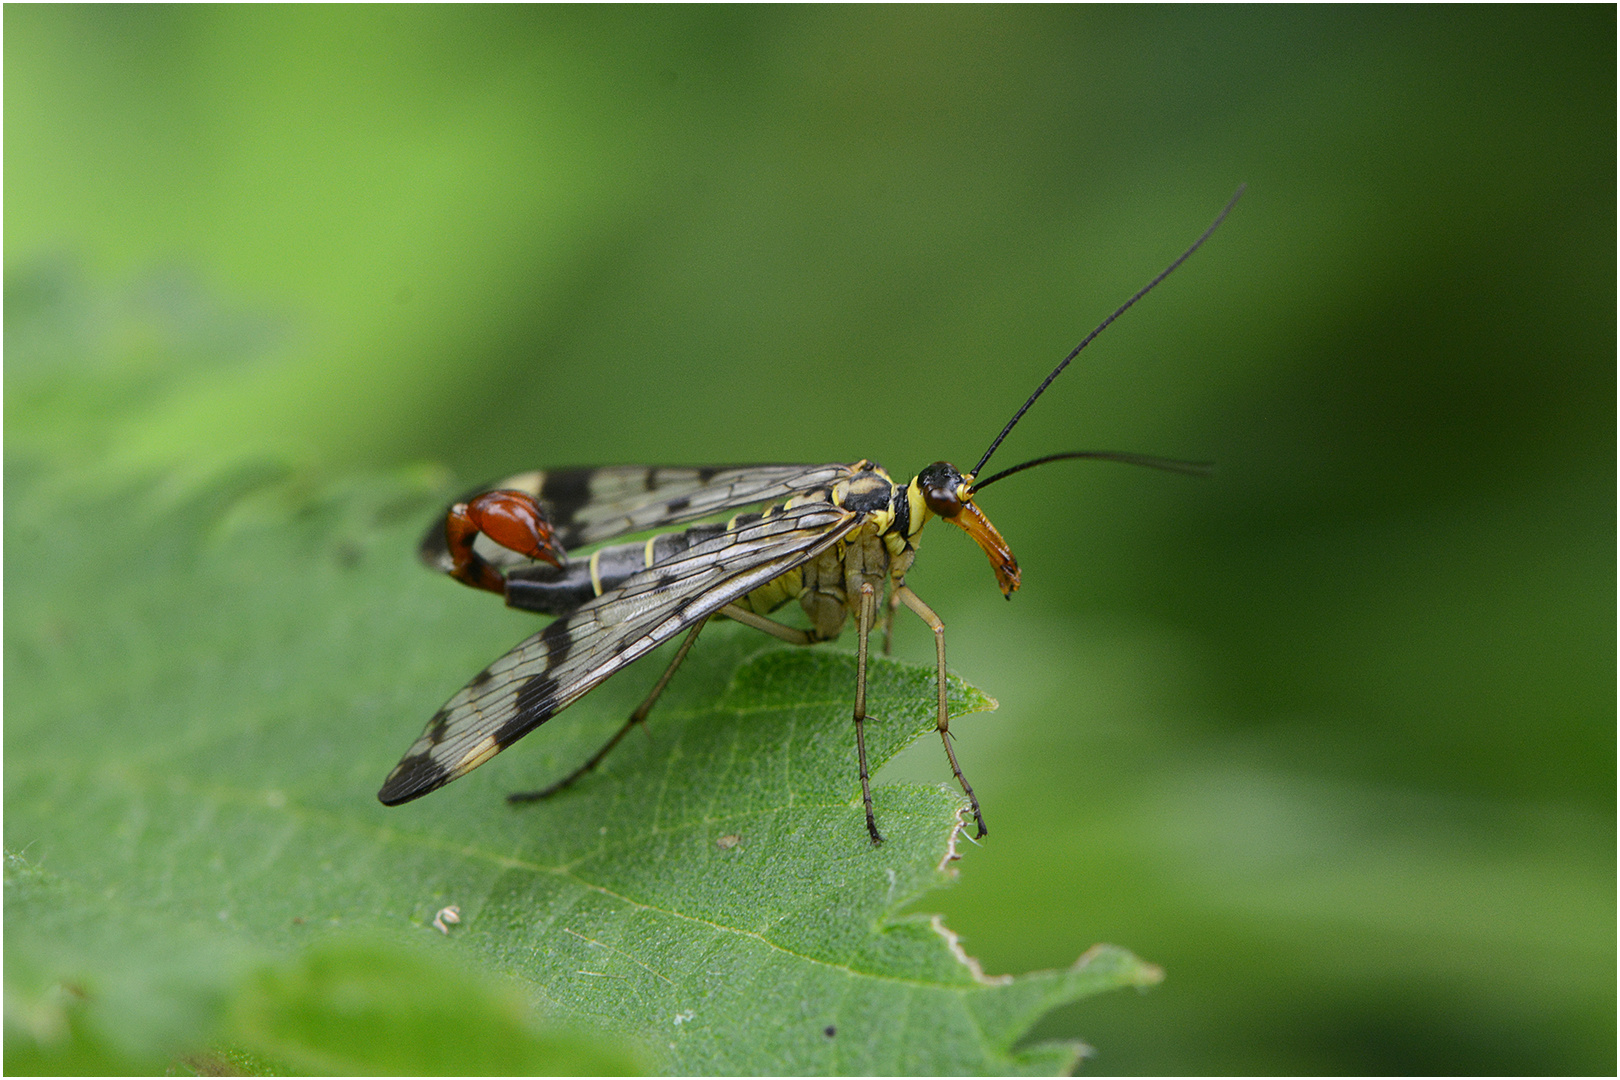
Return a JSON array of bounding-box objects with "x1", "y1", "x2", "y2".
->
[{"x1": 950, "y1": 500, "x2": 1021, "y2": 596}]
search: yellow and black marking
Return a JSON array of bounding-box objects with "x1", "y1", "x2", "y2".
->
[{"x1": 380, "y1": 188, "x2": 1242, "y2": 843}]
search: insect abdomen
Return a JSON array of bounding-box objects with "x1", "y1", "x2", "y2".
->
[
  {"x1": 505, "y1": 523, "x2": 731, "y2": 616},
  {"x1": 733, "y1": 564, "x2": 803, "y2": 617},
  {"x1": 503, "y1": 564, "x2": 596, "y2": 615}
]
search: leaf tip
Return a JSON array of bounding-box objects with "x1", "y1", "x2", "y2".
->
[{"x1": 1073, "y1": 943, "x2": 1165, "y2": 990}]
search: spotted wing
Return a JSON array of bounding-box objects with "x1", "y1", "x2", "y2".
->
[
  {"x1": 420, "y1": 463, "x2": 852, "y2": 572},
  {"x1": 381, "y1": 499, "x2": 858, "y2": 804}
]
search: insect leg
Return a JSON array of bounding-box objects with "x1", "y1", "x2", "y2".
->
[
  {"x1": 507, "y1": 616, "x2": 710, "y2": 804},
  {"x1": 721, "y1": 600, "x2": 883, "y2": 840},
  {"x1": 894, "y1": 585, "x2": 987, "y2": 838},
  {"x1": 853, "y1": 581, "x2": 883, "y2": 845},
  {"x1": 880, "y1": 585, "x2": 900, "y2": 656},
  {"x1": 718, "y1": 604, "x2": 815, "y2": 645},
  {"x1": 719, "y1": 601, "x2": 880, "y2": 840}
]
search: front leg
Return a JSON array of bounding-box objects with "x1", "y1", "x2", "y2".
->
[{"x1": 895, "y1": 585, "x2": 986, "y2": 838}]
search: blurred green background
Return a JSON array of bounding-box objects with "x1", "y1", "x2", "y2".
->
[{"x1": 7, "y1": 6, "x2": 1612, "y2": 1074}]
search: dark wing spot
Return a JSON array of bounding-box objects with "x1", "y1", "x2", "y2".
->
[
  {"x1": 378, "y1": 753, "x2": 451, "y2": 805},
  {"x1": 731, "y1": 512, "x2": 762, "y2": 529},
  {"x1": 425, "y1": 708, "x2": 452, "y2": 744},
  {"x1": 652, "y1": 532, "x2": 691, "y2": 561},
  {"x1": 696, "y1": 467, "x2": 720, "y2": 482},
  {"x1": 539, "y1": 470, "x2": 594, "y2": 523},
  {"x1": 501, "y1": 672, "x2": 561, "y2": 746},
  {"x1": 539, "y1": 618, "x2": 573, "y2": 668},
  {"x1": 467, "y1": 668, "x2": 495, "y2": 690},
  {"x1": 666, "y1": 496, "x2": 691, "y2": 513}
]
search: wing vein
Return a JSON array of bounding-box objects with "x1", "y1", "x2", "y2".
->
[{"x1": 381, "y1": 499, "x2": 858, "y2": 804}]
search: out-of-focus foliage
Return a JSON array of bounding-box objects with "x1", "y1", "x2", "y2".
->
[{"x1": 6, "y1": 6, "x2": 1612, "y2": 1074}]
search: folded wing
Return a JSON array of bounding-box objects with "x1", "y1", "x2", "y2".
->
[
  {"x1": 419, "y1": 463, "x2": 851, "y2": 572},
  {"x1": 382, "y1": 499, "x2": 857, "y2": 804}
]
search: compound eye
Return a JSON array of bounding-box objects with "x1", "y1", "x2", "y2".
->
[{"x1": 918, "y1": 461, "x2": 965, "y2": 518}]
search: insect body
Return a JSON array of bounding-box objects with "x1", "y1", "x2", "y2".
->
[{"x1": 379, "y1": 188, "x2": 1242, "y2": 843}]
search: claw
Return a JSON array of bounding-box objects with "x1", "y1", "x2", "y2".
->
[
  {"x1": 467, "y1": 490, "x2": 565, "y2": 566},
  {"x1": 445, "y1": 489, "x2": 565, "y2": 595}
]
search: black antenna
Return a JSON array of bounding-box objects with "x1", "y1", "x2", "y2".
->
[
  {"x1": 969, "y1": 185, "x2": 1244, "y2": 481},
  {"x1": 971, "y1": 450, "x2": 1213, "y2": 492}
]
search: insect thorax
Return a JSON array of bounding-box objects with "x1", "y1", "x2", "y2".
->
[{"x1": 733, "y1": 463, "x2": 915, "y2": 641}]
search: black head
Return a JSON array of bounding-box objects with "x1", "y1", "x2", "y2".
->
[
  {"x1": 910, "y1": 460, "x2": 1020, "y2": 596},
  {"x1": 916, "y1": 461, "x2": 970, "y2": 518}
]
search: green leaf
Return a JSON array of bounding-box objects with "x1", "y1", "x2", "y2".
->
[
  {"x1": 5, "y1": 462, "x2": 1158, "y2": 1074},
  {"x1": 229, "y1": 940, "x2": 640, "y2": 1075}
]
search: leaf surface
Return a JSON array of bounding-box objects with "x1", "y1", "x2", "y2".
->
[{"x1": 5, "y1": 466, "x2": 1158, "y2": 1073}]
